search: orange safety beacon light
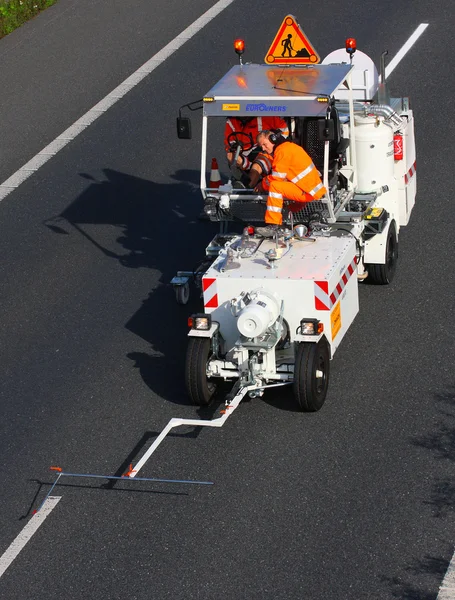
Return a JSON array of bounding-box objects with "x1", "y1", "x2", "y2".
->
[
  {"x1": 234, "y1": 39, "x2": 245, "y2": 56},
  {"x1": 345, "y1": 38, "x2": 357, "y2": 55}
]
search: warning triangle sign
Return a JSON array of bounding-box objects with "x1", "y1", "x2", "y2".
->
[{"x1": 264, "y1": 15, "x2": 320, "y2": 65}]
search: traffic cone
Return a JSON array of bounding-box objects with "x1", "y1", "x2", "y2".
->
[{"x1": 209, "y1": 157, "x2": 221, "y2": 189}]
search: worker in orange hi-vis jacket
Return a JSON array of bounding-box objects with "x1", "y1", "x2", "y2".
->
[
  {"x1": 255, "y1": 129, "x2": 327, "y2": 233},
  {"x1": 224, "y1": 116, "x2": 289, "y2": 188}
]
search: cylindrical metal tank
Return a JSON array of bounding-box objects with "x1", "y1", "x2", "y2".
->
[
  {"x1": 236, "y1": 290, "x2": 280, "y2": 338},
  {"x1": 354, "y1": 115, "x2": 394, "y2": 192}
]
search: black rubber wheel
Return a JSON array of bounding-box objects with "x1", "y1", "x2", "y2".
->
[
  {"x1": 185, "y1": 337, "x2": 217, "y2": 406},
  {"x1": 366, "y1": 221, "x2": 398, "y2": 285},
  {"x1": 175, "y1": 282, "x2": 190, "y2": 305},
  {"x1": 293, "y1": 339, "x2": 330, "y2": 412}
]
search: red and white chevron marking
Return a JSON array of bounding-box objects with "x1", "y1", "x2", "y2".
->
[
  {"x1": 202, "y1": 277, "x2": 218, "y2": 309},
  {"x1": 314, "y1": 257, "x2": 357, "y2": 311},
  {"x1": 404, "y1": 160, "x2": 416, "y2": 185},
  {"x1": 314, "y1": 281, "x2": 331, "y2": 311}
]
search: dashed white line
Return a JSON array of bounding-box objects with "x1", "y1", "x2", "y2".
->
[
  {"x1": 384, "y1": 23, "x2": 429, "y2": 80},
  {"x1": 0, "y1": 496, "x2": 61, "y2": 579},
  {"x1": 0, "y1": 0, "x2": 236, "y2": 202},
  {"x1": 437, "y1": 548, "x2": 455, "y2": 599}
]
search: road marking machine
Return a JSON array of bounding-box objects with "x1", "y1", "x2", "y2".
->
[
  {"x1": 173, "y1": 15, "x2": 417, "y2": 414},
  {"x1": 37, "y1": 17, "x2": 424, "y2": 507}
]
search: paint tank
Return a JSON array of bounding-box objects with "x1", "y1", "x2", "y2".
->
[{"x1": 354, "y1": 115, "x2": 394, "y2": 192}]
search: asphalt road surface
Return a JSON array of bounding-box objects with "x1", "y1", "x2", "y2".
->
[{"x1": 0, "y1": 0, "x2": 454, "y2": 598}]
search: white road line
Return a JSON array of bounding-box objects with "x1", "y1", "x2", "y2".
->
[
  {"x1": 437, "y1": 548, "x2": 455, "y2": 599},
  {"x1": 0, "y1": 496, "x2": 61, "y2": 579},
  {"x1": 384, "y1": 23, "x2": 429, "y2": 80},
  {"x1": 0, "y1": 0, "x2": 236, "y2": 202}
]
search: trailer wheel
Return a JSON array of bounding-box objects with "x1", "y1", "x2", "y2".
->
[
  {"x1": 175, "y1": 282, "x2": 190, "y2": 305},
  {"x1": 294, "y1": 339, "x2": 330, "y2": 412},
  {"x1": 366, "y1": 221, "x2": 398, "y2": 285},
  {"x1": 185, "y1": 337, "x2": 217, "y2": 405}
]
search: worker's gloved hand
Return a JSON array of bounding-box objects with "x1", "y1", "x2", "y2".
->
[{"x1": 227, "y1": 152, "x2": 243, "y2": 167}]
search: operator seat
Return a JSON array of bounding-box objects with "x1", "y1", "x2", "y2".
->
[{"x1": 296, "y1": 106, "x2": 349, "y2": 188}]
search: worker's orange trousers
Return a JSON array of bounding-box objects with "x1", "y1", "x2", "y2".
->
[{"x1": 264, "y1": 181, "x2": 312, "y2": 225}]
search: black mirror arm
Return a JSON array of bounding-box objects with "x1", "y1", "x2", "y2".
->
[{"x1": 178, "y1": 99, "x2": 203, "y2": 117}]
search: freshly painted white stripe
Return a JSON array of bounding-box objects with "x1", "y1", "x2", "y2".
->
[
  {"x1": 437, "y1": 548, "x2": 455, "y2": 599},
  {"x1": 0, "y1": 0, "x2": 236, "y2": 200},
  {"x1": 0, "y1": 496, "x2": 61, "y2": 578},
  {"x1": 383, "y1": 23, "x2": 429, "y2": 81}
]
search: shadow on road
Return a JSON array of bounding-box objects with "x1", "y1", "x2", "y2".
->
[
  {"x1": 44, "y1": 168, "x2": 223, "y2": 405},
  {"x1": 383, "y1": 388, "x2": 455, "y2": 598},
  {"x1": 412, "y1": 389, "x2": 455, "y2": 518},
  {"x1": 56, "y1": 167, "x2": 215, "y2": 274},
  {"x1": 261, "y1": 385, "x2": 299, "y2": 412},
  {"x1": 382, "y1": 554, "x2": 448, "y2": 599}
]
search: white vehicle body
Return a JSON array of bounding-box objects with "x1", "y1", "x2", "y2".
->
[
  {"x1": 199, "y1": 230, "x2": 358, "y2": 365},
  {"x1": 175, "y1": 38, "x2": 417, "y2": 411}
]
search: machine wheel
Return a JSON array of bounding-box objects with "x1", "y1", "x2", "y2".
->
[
  {"x1": 293, "y1": 339, "x2": 330, "y2": 412},
  {"x1": 366, "y1": 221, "x2": 398, "y2": 285},
  {"x1": 175, "y1": 282, "x2": 190, "y2": 305},
  {"x1": 185, "y1": 337, "x2": 217, "y2": 406}
]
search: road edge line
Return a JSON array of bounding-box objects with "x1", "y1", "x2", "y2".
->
[
  {"x1": 0, "y1": 0, "x2": 236, "y2": 202},
  {"x1": 0, "y1": 496, "x2": 61, "y2": 579}
]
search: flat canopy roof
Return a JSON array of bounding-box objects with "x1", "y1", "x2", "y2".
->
[{"x1": 203, "y1": 63, "x2": 352, "y2": 117}]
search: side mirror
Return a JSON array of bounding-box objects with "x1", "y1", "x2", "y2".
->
[
  {"x1": 318, "y1": 119, "x2": 335, "y2": 141},
  {"x1": 177, "y1": 117, "x2": 191, "y2": 139},
  {"x1": 336, "y1": 138, "x2": 350, "y2": 154}
]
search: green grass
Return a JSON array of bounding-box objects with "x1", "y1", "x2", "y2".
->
[{"x1": 0, "y1": 0, "x2": 58, "y2": 39}]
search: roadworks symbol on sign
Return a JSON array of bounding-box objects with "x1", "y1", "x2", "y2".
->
[{"x1": 265, "y1": 15, "x2": 320, "y2": 65}]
